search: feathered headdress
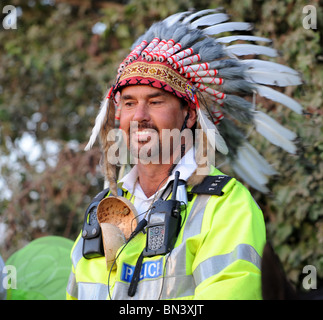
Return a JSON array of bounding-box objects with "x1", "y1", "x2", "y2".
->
[{"x1": 85, "y1": 8, "x2": 303, "y2": 194}]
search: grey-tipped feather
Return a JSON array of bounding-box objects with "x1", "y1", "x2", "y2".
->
[
  {"x1": 191, "y1": 37, "x2": 214, "y2": 53},
  {"x1": 203, "y1": 22, "x2": 253, "y2": 35},
  {"x1": 246, "y1": 69, "x2": 302, "y2": 87},
  {"x1": 179, "y1": 29, "x2": 204, "y2": 47},
  {"x1": 182, "y1": 8, "x2": 222, "y2": 24},
  {"x1": 235, "y1": 150, "x2": 270, "y2": 185},
  {"x1": 231, "y1": 160, "x2": 270, "y2": 193},
  {"x1": 160, "y1": 23, "x2": 189, "y2": 41},
  {"x1": 222, "y1": 79, "x2": 255, "y2": 94},
  {"x1": 226, "y1": 44, "x2": 278, "y2": 57},
  {"x1": 241, "y1": 59, "x2": 299, "y2": 75},
  {"x1": 217, "y1": 66, "x2": 247, "y2": 79},
  {"x1": 190, "y1": 13, "x2": 229, "y2": 28},
  {"x1": 243, "y1": 142, "x2": 278, "y2": 176},
  {"x1": 217, "y1": 35, "x2": 272, "y2": 44},
  {"x1": 209, "y1": 59, "x2": 241, "y2": 69},
  {"x1": 222, "y1": 95, "x2": 254, "y2": 124},
  {"x1": 198, "y1": 40, "x2": 224, "y2": 61},
  {"x1": 218, "y1": 118, "x2": 245, "y2": 157},
  {"x1": 255, "y1": 84, "x2": 303, "y2": 114},
  {"x1": 254, "y1": 111, "x2": 297, "y2": 154},
  {"x1": 197, "y1": 102, "x2": 228, "y2": 155},
  {"x1": 170, "y1": 25, "x2": 189, "y2": 43}
]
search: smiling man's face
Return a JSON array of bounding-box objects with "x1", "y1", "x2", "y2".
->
[{"x1": 119, "y1": 85, "x2": 194, "y2": 164}]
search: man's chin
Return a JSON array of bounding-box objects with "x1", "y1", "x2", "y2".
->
[{"x1": 129, "y1": 141, "x2": 161, "y2": 164}]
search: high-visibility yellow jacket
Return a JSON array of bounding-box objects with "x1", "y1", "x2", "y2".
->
[{"x1": 66, "y1": 168, "x2": 266, "y2": 300}]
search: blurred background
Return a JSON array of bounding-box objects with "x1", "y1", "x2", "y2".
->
[{"x1": 0, "y1": 0, "x2": 322, "y2": 290}]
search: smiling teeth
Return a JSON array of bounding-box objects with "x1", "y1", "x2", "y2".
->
[{"x1": 136, "y1": 131, "x2": 150, "y2": 135}]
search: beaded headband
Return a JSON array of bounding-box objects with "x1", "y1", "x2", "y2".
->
[{"x1": 114, "y1": 58, "x2": 196, "y2": 107}]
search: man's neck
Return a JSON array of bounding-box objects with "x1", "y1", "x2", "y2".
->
[
  {"x1": 136, "y1": 162, "x2": 174, "y2": 198},
  {"x1": 135, "y1": 139, "x2": 192, "y2": 198}
]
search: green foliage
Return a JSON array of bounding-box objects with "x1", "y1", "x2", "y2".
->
[{"x1": 0, "y1": 0, "x2": 322, "y2": 292}]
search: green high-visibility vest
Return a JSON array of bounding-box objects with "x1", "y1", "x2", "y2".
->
[{"x1": 67, "y1": 168, "x2": 266, "y2": 300}]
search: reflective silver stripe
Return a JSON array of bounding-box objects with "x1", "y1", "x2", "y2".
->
[
  {"x1": 71, "y1": 236, "x2": 84, "y2": 268},
  {"x1": 165, "y1": 240, "x2": 187, "y2": 277},
  {"x1": 66, "y1": 271, "x2": 78, "y2": 299},
  {"x1": 113, "y1": 273, "x2": 195, "y2": 300},
  {"x1": 182, "y1": 195, "x2": 211, "y2": 242},
  {"x1": 160, "y1": 274, "x2": 195, "y2": 299},
  {"x1": 113, "y1": 278, "x2": 163, "y2": 300},
  {"x1": 193, "y1": 243, "x2": 262, "y2": 286},
  {"x1": 78, "y1": 282, "x2": 110, "y2": 300}
]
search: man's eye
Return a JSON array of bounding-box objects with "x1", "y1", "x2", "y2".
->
[{"x1": 150, "y1": 100, "x2": 162, "y2": 105}]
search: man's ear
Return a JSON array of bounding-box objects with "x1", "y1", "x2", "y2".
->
[{"x1": 186, "y1": 107, "x2": 197, "y2": 129}]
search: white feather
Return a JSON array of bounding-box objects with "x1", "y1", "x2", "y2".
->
[
  {"x1": 190, "y1": 13, "x2": 229, "y2": 28},
  {"x1": 217, "y1": 35, "x2": 272, "y2": 44},
  {"x1": 246, "y1": 69, "x2": 302, "y2": 86},
  {"x1": 240, "y1": 142, "x2": 278, "y2": 176},
  {"x1": 225, "y1": 44, "x2": 278, "y2": 57},
  {"x1": 231, "y1": 160, "x2": 270, "y2": 193},
  {"x1": 203, "y1": 22, "x2": 253, "y2": 35},
  {"x1": 197, "y1": 107, "x2": 228, "y2": 155},
  {"x1": 254, "y1": 111, "x2": 297, "y2": 154},
  {"x1": 236, "y1": 149, "x2": 269, "y2": 185},
  {"x1": 255, "y1": 84, "x2": 303, "y2": 114},
  {"x1": 84, "y1": 96, "x2": 109, "y2": 151},
  {"x1": 241, "y1": 59, "x2": 299, "y2": 75}
]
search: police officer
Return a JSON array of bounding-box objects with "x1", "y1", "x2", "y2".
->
[{"x1": 67, "y1": 9, "x2": 301, "y2": 300}]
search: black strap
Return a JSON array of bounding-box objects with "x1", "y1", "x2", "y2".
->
[
  {"x1": 128, "y1": 250, "x2": 144, "y2": 297},
  {"x1": 92, "y1": 187, "x2": 111, "y2": 202},
  {"x1": 82, "y1": 188, "x2": 110, "y2": 240}
]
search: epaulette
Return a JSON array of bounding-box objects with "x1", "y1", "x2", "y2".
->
[{"x1": 190, "y1": 175, "x2": 232, "y2": 196}]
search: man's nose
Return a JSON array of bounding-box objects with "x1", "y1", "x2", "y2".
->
[{"x1": 132, "y1": 102, "x2": 150, "y2": 122}]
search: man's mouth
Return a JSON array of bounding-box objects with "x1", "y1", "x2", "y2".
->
[
  {"x1": 131, "y1": 128, "x2": 159, "y2": 143},
  {"x1": 135, "y1": 130, "x2": 152, "y2": 142}
]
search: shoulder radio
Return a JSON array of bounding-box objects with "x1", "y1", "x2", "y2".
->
[{"x1": 143, "y1": 171, "x2": 183, "y2": 257}]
